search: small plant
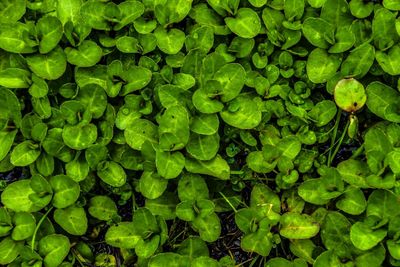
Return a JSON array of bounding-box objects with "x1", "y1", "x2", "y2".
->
[{"x1": 1, "y1": 0, "x2": 400, "y2": 266}]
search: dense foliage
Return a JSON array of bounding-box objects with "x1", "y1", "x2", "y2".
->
[{"x1": 1, "y1": 0, "x2": 400, "y2": 266}]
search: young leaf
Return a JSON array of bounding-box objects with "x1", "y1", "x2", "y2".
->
[
  {"x1": 38, "y1": 234, "x2": 70, "y2": 267},
  {"x1": 306, "y1": 48, "x2": 342, "y2": 84},
  {"x1": 225, "y1": 8, "x2": 261, "y2": 39},
  {"x1": 26, "y1": 47, "x2": 67, "y2": 80},
  {"x1": 185, "y1": 154, "x2": 230, "y2": 180},
  {"x1": 89, "y1": 196, "x2": 118, "y2": 221},
  {"x1": 0, "y1": 237, "x2": 21, "y2": 265},
  {"x1": 105, "y1": 222, "x2": 141, "y2": 249},
  {"x1": 54, "y1": 205, "x2": 88, "y2": 235},
  {"x1": 280, "y1": 213, "x2": 320, "y2": 239}
]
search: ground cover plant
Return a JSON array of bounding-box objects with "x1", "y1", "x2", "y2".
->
[{"x1": 1, "y1": 0, "x2": 400, "y2": 266}]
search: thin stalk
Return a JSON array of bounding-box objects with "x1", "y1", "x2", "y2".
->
[
  {"x1": 329, "y1": 119, "x2": 350, "y2": 166},
  {"x1": 219, "y1": 192, "x2": 238, "y2": 213},
  {"x1": 31, "y1": 207, "x2": 54, "y2": 251},
  {"x1": 328, "y1": 110, "x2": 342, "y2": 167},
  {"x1": 350, "y1": 144, "x2": 364, "y2": 159}
]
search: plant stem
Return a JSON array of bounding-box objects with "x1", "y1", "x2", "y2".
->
[
  {"x1": 328, "y1": 110, "x2": 342, "y2": 167},
  {"x1": 329, "y1": 119, "x2": 350, "y2": 166},
  {"x1": 219, "y1": 192, "x2": 238, "y2": 213},
  {"x1": 31, "y1": 207, "x2": 54, "y2": 251}
]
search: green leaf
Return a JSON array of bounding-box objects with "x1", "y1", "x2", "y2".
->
[
  {"x1": 337, "y1": 159, "x2": 368, "y2": 188},
  {"x1": 190, "y1": 114, "x2": 219, "y2": 135},
  {"x1": 386, "y1": 150, "x2": 400, "y2": 175},
  {"x1": 0, "y1": 130, "x2": 17, "y2": 162},
  {"x1": 114, "y1": 1, "x2": 145, "y2": 30},
  {"x1": 120, "y1": 66, "x2": 152, "y2": 95},
  {"x1": 320, "y1": 0, "x2": 352, "y2": 28},
  {"x1": 42, "y1": 128, "x2": 74, "y2": 162},
  {"x1": 354, "y1": 245, "x2": 386, "y2": 267},
  {"x1": 89, "y1": 196, "x2": 118, "y2": 221},
  {"x1": 306, "y1": 48, "x2": 342, "y2": 84},
  {"x1": 192, "y1": 256, "x2": 220, "y2": 267},
  {"x1": 349, "y1": 0, "x2": 374, "y2": 19},
  {"x1": 26, "y1": 47, "x2": 67, "y2": 80},
  {"x1": 336, "y1": 187, "x2": 366, "y2": 215},
  {"x1": 50, "y1": 175, "x2": 80, "y2": 209},
  {"x1": 241, "y1": 225, "x2": 272, "y2": 256},
  {"x1": 367, "y1": 189, "x2": 400, "y2": 220},
  {"x1": 225, "y1": 8, "x2": 261, "y2": 38},
  {"x1": 65, "y1": 40, "x2": 103, "y2": 67},
  {"x1": 0, "y1": 0, "x2": 25, "y2": 23},
  {"x1": 280, "y1": 212, "x2": 320, "y2": 239},
  {"x1": 192, "y1": 213, "x2": 221, "y2": 242},
  {"x1": 11, "y1": 212, "x2": 36, "y2": 241},
  {"x1": 247, "y1": 151, "x2": 276, "y2": 173},
  {"x1": 79, "y1": 1, "x2": 109, "y2": 30},
  {"x1": 278, "y1": 136, "x2": 302, "y2": 159},
  {"x1": 176, "y1": 201, "x2": 196, "y2": 221},
  {"x1": 1, "y1": 180, "x2": 48, "y2": 212},
  {"x1": 75, "y1": 65, "x2": 108, "y2": 91},
  {"x1": 220, "y1": 95, "x2": 262, "y2": 129},
  {"x1": 125, "y1": 119, "x2": 158, "y2": 150},
  {"x1": 376, "y1": 44, "x2": 400, "y2": 75},
  {"x1": 302, "y1": 17, "x2": 334, "y2": 49},
  {"x1": 341, "y1": 42, "x2": 375, "y2": 78},
  {"x1": 97, "y1": 161, "x2": 127, "y2": 187},
  {"x1": 329, "y1": 26, "x2": 355, "y2": 53},
  {"x1": 387, "y1": 240, "x2": 400, "y2": 260},
  {"x1": 192, "y1": 89, "x2": 224, "y2": 114},
  {"x1": 186, "y1": 133, "x2": 219, "y2": 161},
  {"x1": 29, "y1": 74, "x2": 49, "y2": 98},
  {"x1": 139, "y1": 171, "x2": 168, "y2": 199},
  {"x1": 284, "y1": 1, "x2": 305, "y2": 21},
  {"x1": 249, "y1": 0, "x2": 267, "y2": 7},
  {"x1": 154, "y1": 27, "x2": 185, "y2": 55},
  {"x1": 10, "y1": 140, "x2": 41, "y2": 167},
  {"x1": 155, "y1": 150, "x2": 185, "y2": 179},
  {"x1": 383, "y1": 0, "x2": 400, "y2": 10},
  {"x1": 38, "y1": 234, "x2": 70, "y2": 267},
  {"x1": 350, "y1": 221, "x2": 387, "y2": 250},
  {"x1": 372, "y1": 7, "x2": 399, "y2": 50},
  {"x1": 0, "y1": 22, "x2": 35, "y2": 53},
  {"x1": 320, "y1": 212, "x2": 353, "y2": 258},
  {"x1": 155, "y1": 0, "x2": 193, "y2": 25},
  {"x1": 145, "y1": 192, "x2": 178, "y2": 220},
  {"x1": 54, "y1": 205, "x2": 88, "y2": 235},
  {"x1": 116, "y1": 36, "x2": 140, "y2": 53},
  {"x1": 148, "y1": 253, "x2": 189, "y2": 267},
  {"x1": 0, "y1": 68, "x2": 31, "y2": 88},
  {"x1": 65, "y1": 154, "x2": 89, "y2": 182},
  {"x1": 313, "y1": 250, "x2": 347, "y2": 267},
  {"x1": 62, "y1": 123, "x2": 98, "y2": 150},
  {"x1": 0, "y1": 237, "x2": 21, "y2": 265},
  {"x1": 37, "y1": 15, "x2": 63, "y2": 54},
  {"x1": 308, "y1": 100, "x2": 337, "y2": 127},
  {"x1": 105, "y1": 222, "x2": 141, "y2": 249},
  {"x1": 56, "y1": 0, "x2": 82, "y2": 25},
  {"x1": 178, "y1": 174, "x2": 209, "y2": 202},
  {"x1": 185, "y1": 154, "x2": 230, "y2": 180},
  {"x1": 366, "y1": 81, "x2": 400, "y2": 123},
  {"x1": 158, "y1": 105, "x2": 190, "y2": 151},
  {"x1": 76, "y1": 83, "x2": 107, "y2": 119},
  {"x1": 213, "y1": 63, "x2": 246, "y2": 102}
]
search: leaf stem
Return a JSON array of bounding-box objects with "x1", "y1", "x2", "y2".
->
[
  {"x1": 328, "y1": 110, "x2": 342, "y2": 166},
  {"x1": 329, "y1": 119, "x2": 350, "y2": 166},
  {"x1": 31, "y1": 207, "x2": 54, "y2": 251},
  {"x1": 219, "y1": 192, "x2": 238, "y2": 213}
]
